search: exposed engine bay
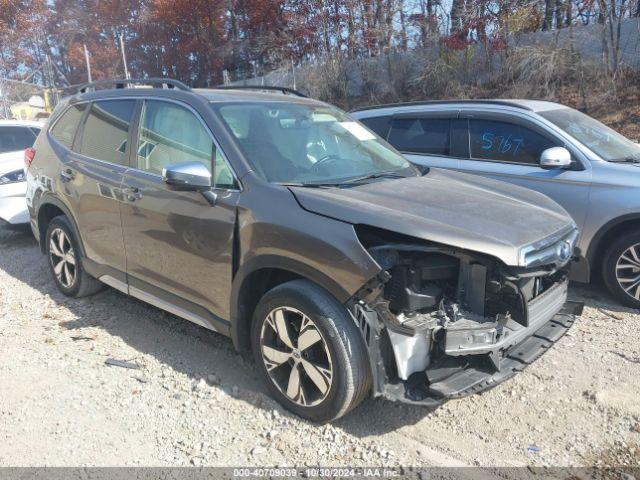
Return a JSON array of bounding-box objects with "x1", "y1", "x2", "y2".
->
[{"x1": 350, "y1": 226, "x2": 582, "y2": 404}]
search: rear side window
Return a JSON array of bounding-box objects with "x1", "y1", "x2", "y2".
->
[
  {"x1": 79, "y1": 100, "x2": 136, "y2": 165},
  {"x1": 0, "y1": 126, "x2": 37, "y2": 153},
  {"x1": 469, "y1": 119, "x2": 558, "y2": 165},
  {"x1": 358, "y1": 116, "x2": 391, "y2": 139},
  {"x1": 50, "y1": 104, "x2": 86, "y2": 149},
  {"x1": 388, "y1": 118, "x2": 451, "y2": 155}
]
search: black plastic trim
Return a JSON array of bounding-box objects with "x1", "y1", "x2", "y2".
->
[{"x1": 382, "y1": 301, "x2": 581, "y2": 405}]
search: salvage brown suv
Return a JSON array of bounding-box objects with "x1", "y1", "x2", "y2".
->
[{"x1": 26, "y1": 79, "x2": 582, "y2": 422}]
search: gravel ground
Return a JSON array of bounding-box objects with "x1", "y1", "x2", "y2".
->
[{"x1": 0, "y1": 227, "x2": 639, "y2": 468}]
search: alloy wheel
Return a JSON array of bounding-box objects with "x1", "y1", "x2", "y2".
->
[
  {"x1": 49, "y1": 228, "x2": 76, "y2": 289},
  {"x1": 259, "y1": 306, "x2": 333, "y2": 407},
  {"x1": 615, "y1": 242, "x2": 640, "y2": 300}
]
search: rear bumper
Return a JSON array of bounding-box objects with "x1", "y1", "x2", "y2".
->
[
  {"x1": 0, "y1": 182, "x2": 28, "y2": 225},
  {"x1": 376, "y1": 299, "x2": 582, "y2": 406}
]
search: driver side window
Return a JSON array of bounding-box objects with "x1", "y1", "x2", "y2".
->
[
  {"x1": 137, "y1": 100, "x2": 237, "y2": 188},
  {"x1": 469, "y1": 119, "x2": 558, "y2": 165}
]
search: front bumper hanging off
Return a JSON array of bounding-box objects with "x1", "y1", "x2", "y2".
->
[
  {"x1": 353, "y1": 284, "x2": 583, "y2": 407},
  {"x1": 421, "y1": 302, "x2": 580, "y2": 402}
]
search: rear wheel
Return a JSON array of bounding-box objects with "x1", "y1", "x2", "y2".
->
[
  {"x1": 251, "y1": 279, "x2": 371, "y2": 423},
  {"x1": 45, "y1": 216, "x2": 102, "y2": 298},
  {"x1": 602, "y1": 229, "x2": 640, "y2": 308}
]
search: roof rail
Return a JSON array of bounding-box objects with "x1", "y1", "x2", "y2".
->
[
  {"x1": 77, "y1": 78, "x2": 191, "y2": 94},
  {"x1": 349, "y1": 99, "x2": 533, "y2": 113},
  {"x1": 215, "y1": 85, "x2": 308, "y2": 98}
]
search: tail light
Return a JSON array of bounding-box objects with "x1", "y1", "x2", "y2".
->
[{"x1": 24, "y1": 147, "x2": 36, "y2": 168}]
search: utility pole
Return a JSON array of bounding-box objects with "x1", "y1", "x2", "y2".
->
[
  {"x1": 83, "y1": 44, "x2": 92, "y2": 82},
  {"x1": 44, "y1": 54, "x2": 60, "y2": 107},
  {"x1": 291, "y1": 58, "x2": 296, "y2": 90},
  {"x1": 119, "y1": 34, "x2": 130, "y2": 79},
  {"x1": 0, "y1": 82, "x2": 8, "y2": 119}
]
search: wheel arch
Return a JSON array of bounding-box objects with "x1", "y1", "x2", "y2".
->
[
  {"x1": 230, "y1": 255, "x2": 355, "y2": 353},
  {"x1": 36, "y1": 196, "x2": 84, "y2": 256},
  {"x1": 587, "y1": 213, "x2": 640, "y2": 274}
]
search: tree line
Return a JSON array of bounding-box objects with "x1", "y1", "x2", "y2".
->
[{"x1": 1, "y1": 0, "x2": 638, "y2": 88}]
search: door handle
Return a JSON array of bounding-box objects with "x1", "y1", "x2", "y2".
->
[
  {"x1": 122, "y1": 186, "x2": 142, "y2": 202},
  {"x1": 60, "y1": 168, "x2": 75, "y2": 183}
]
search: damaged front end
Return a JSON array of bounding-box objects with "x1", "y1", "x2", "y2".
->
[{"x1": 349, "y1": 225, "x2": 583, "y2": 405}]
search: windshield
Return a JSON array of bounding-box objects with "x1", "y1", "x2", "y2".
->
[
  {"x1": 213, "y1": 102, "x2": 417, "y2": 185},
  {"x1": 539, "y1": 108, "x2": 640, "y2": 162}
]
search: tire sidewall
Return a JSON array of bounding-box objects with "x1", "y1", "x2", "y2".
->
[
  {"x1": 45, "y1": 216, "x2": 83, "y2": 297},
  {"x1": 603, "y1": 231, "x2": 640, "y2": 308},
  {"x1": 251, "y1": 282, "x2": 361, "y2": 423}
]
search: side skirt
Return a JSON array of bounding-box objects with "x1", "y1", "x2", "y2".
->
[{"x1": 85, "y1": 259, "x2": 231, "y2": 337}]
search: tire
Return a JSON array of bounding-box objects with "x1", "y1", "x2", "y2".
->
[
  {"x1": 602, "y1": 229, "x2": 640, "y2": 308},
  {"x1": 45, "y1": 215, "x2": 102, "y2": 298},
  {"x1": 251, "y1": 279, "x2": 371, "y2": 423}
]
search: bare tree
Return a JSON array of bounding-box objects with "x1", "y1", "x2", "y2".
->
[
  {"x1": 543, "y1": 0, "x2": 554, "y2": 30},
  {"x1": 450, "y1": 0, "x2": 466, "y2": 35}
]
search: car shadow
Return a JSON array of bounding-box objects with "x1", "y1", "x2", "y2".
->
[
  {"x1": 0, "y1": 226, "x2": 436, "y2": 433},
  {"x1": 0, "y1": 226, "x2": 633, "y2": 435}
]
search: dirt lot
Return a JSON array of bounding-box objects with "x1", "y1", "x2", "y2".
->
[{"x1": 0, "y1": 226, "x2": 639, "y2": 468}]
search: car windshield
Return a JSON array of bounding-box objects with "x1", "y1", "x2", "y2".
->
[
  {"x1": 212, "y1": 102, "x2": 418, "y2": 185},
  {"x1": 539, "y1": 108, "x2": 640, "y2": 162}
]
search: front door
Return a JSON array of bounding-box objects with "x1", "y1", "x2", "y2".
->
[
  {"x1": 120, "y1": 99, "x2": 240, "y2": 326},
  {"x1": 454, "y1": 113, "x2": 592, "y2": 232}
]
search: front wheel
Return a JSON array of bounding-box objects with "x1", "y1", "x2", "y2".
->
[
  {"x1": 602, "y1": 230, "x2": 640, "y2": 308},
  {"x1": 251, "y1": 280, "x2": 371, "y2": 423}
]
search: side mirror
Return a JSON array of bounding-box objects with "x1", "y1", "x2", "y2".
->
[
  {"x1": 162, "y1": 161, "x2": 212, "y2": 191},
  {"x1": 540, "y1": 147, "x2": 572, "y2": 169}
]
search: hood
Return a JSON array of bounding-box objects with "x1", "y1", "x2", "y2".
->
[{"x1": 289, "y1": 168, "x2": 575, "y2": 266}]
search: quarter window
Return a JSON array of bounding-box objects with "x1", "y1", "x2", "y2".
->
[
  {"x1": 79, "y1": 100, "x2": 136, "y2": 165},
  {"x1": 0, "y1": 126, "x2": 37, "y2": 154},
  {"x1": 469, "y1": 119, "x2": 558, "y2": 165},
  {"x1": 388, "y1": 118, "x2": 451, "y2": 155},
  {"x1": 137, "y1": 100, "x2": 236, "y2": 188},
  {"x1": 50, "y1": 104, "x2": 86, "y2": 149}
]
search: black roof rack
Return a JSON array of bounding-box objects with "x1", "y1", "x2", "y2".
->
[
  {"x1": 215, "y1": 85, "x2": 308, "y2": 98},
  {"x1": 349, "y1": 99, "x2": 533, "y2": 113},
  {"x1": 77, "y1": 78, "x2": 191, "y2": 94}
]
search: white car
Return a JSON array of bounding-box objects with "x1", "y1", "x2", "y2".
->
[{"x1": 0, "y1": 120, "x2": 42, "y2": 227}]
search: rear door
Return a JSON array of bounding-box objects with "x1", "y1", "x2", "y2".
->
[
  {"x1": 62, "y1": 99, "x2": 138, "y2": 279},
  {"x1": 454, "y1": 112, "x2": 591, "y2": 231},
  {"x1": 120, "y1": 99, "x2": 239, "y2": 326}
]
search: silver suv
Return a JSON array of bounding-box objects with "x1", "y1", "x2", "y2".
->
[
  {"x1": 26, "y1": 82, "x2": 580, "y2": 422},
  {"x1": 352, "y1": 100, "x2": 640, "y2": 308}
]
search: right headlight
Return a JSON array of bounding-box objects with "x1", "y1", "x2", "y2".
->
[
  {"x1": 0, "y1": 169, "x2": 26, "y2": 185},
  {"x1": 518, "y1": 227, "x2": 579, "y2": 268}
]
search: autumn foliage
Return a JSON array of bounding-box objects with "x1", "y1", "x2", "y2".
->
[{"x1": 1, "y1": 0, "x2": 638, "y2": 87}]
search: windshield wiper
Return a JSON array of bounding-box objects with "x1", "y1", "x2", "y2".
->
[
  {"x1": 278, "y1": 171, "x2": 411, "y2": 188},
  {"x1": 341, "y1": 171, "x2": 411, "y2": 184},
  {"x1": 278, "y1": 182, "x2": 341, "y2": 188},
  {"x1": 611, "y1": 155, "x2": 640, "y2": 163}
]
